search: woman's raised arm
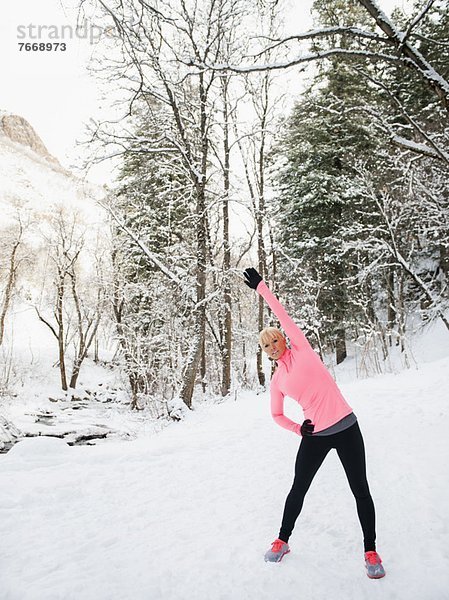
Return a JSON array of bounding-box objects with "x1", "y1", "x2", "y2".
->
[{"x1": 243, "y1": 268, "x2": 309, "y2": 351}]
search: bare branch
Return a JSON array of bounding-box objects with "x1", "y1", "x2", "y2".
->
[
  {"x1": 353, "y1": 66, "x2": 449, "y2": 165},
  {"x1": 401, "y1": 0, "x2": 437, "y2": 47},
  {"x1": 190, "y1": 47, "x2": 407, "y2": 74},
  {"x1": 357, "y1": 0, "x2": 449, "y2": 111},
  {"x1": 249, "y1": 26, "x2": 392, "y2": 58},
  {"x1": 410, "y1": 32, "x2": 449, "y2": 47},
  {"x1": 34, "y1": 306, "x2": 59, "y2": 340}
]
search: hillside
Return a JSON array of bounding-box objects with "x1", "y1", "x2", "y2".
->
[
  {"x1": 0, "y1": 112, "x2": 119, "y2": 445},
  {"x1": 0, "y1": 111, "x2": 104, "y2": 221}
]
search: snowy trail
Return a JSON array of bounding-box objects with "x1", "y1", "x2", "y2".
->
[{"x1": 1, "y1": 357, "x2": 449, "y2": 600}]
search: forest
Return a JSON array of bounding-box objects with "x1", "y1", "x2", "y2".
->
[{"x1": 1, "y1": 0, "x2": 448, "y2": 422}]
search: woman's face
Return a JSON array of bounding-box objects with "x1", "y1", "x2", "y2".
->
[{"x1": 261, "y1": 334, "x2": 287, "y2": 360}]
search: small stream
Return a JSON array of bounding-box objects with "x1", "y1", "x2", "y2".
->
[{"x1": 0, "y1": 408, "x2": 132, "y2": 455}]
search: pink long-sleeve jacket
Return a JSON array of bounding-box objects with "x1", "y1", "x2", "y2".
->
[{"x1": 257, "y1": 280, "x2": 353, "y2": 435}]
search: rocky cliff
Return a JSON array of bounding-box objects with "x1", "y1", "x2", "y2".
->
[{"x1": 0, "y1": 111, "x2": 61, "y2": 167}]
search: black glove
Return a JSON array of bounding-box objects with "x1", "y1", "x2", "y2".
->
[
  {"x1": 243, "y1": 267, "x2": 263, "y2": 290},
  {"x1": 300, "y1": 419, "x2": 315, "y2": 436}
]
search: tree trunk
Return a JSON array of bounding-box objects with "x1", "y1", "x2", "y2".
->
[
  {"x1": 386, "y1": 266, "x2": 396, "y2": 345},
  {"x1": 257, "y1": 296, "x2": 266, "y2": 387},
  {"x1": 335, "y1": 328, "x2": 347, "y2": 365},
  {"x1": 94, "y1": 336, "x2": 99, "y2": 363},
  {"x1": 56, "y1": 282, "x2": 68, "y2": 391},
  {"x1": 221, "y1": 76, "x2": 232, "y2": 397},
  {"x1": 69, "y1": 318, "x2": 101, "y2": 389},
  {"x1": 69, "y1": 360, "x2": 83, "y2": 390},
  {"x1": 0, "y1": 239, "x2": 20, "y2": 346},
  {"x1": 180, "y1": 167, "x2": 207, "y2": 407},
  {"x1": 255, "y1": 76, "x2": 271, "y2": 386},
  {"x1": 180, "y1": 328, "x2": 202, "y2": 409},
  {"x1": 68, "y1": 268, "x2": 102, "y2": 390},
  {"x1": 397, "y1": 271, "x2": 406, "y2": 352},
  {"x1": 439, "y1": 244, "x2": 449, "y2": 278}
]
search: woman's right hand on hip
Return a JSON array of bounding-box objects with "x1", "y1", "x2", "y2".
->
[{"x1": 301, "y1": 419, "x2": 315, "y2": 436}]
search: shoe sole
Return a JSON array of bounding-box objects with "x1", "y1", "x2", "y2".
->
[
  {"x1": 367, "y1": 571, "x2": 386, "y2": 579},
  {"x1": 265, "y1": 549, "x2": 290, "y2": 563},
  {"x1": 277, "y1": 549, "x2": 290, "y2": 562}
]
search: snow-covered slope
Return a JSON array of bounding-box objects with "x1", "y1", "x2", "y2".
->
[
  {"x1": 0, "y1": 351, "x2": 448, "y2": 600},
  {"x1": 0, "y1": 117, "x2": 104, "y2": 224},
  {"x1": 0, "y1": 111, "x2": 62, "y2": 168},
  {"x1": 0, "y1": 114, "x2": 110, "y2": 400}
]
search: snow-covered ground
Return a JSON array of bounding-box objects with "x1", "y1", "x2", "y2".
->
[{"x1": 1, "y1": 339, "x2": 449, "y2": 600}]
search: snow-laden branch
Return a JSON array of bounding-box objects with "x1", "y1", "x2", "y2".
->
[
  {"x1": 399, "y1": 0, "x2": 436, "y2": 47},
  {"x1": 391, "y1": 134, "x2": 449, "y2": 161},
  {"x1": 249, "y1": 26, "x2": 392, "y2": 58},
  {"x1": 100, "y1": 199, "x2": 190, "y2": 293},
  {"x1": 383, "y1": 238, "x2": 449, "y2": 330},
  {"x1": 191, "y1": 0, "x2": 449, "y2": 113},
  {"x1": 189, "y1": 48, "x2": 407, "y2": 74},
  {"x1": 352, "y1": 66, "x2": 449, "y2": 165},
  {"x1": 410, "y1": 33, "x2": 449, "y2": 47},
  {"x1": 357, "y1": 0, "x2": 449, "y2": 110},
  {"x1": 340, "y1": 97, "x2": 449, "y2": 164},
  {"x1": 100, "y1": 198, "x2": 222, "y2": 348},
  {"x1": 364, "y1": 180, "x2": 449, "y2": 331}
]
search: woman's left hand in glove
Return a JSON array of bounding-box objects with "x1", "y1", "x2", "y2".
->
[{"x1": 243, "y1": 267, "x2": 263, "y2": 290}]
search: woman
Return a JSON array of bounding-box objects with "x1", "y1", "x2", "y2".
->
[{"x1": 243, "y1": 267, "x2": 385, "y2": 579}]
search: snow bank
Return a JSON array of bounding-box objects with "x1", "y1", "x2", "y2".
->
[{"x1": 6, "y1": 436, "x2": 71, "y2": 462}]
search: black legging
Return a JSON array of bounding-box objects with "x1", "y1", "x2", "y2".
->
[{"x1": 278, "y1": 422, "x2": 376, "y2": 552}]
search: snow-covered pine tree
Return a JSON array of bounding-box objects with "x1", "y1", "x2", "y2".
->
[
  {"x1": 112, "y1": 101, "x2": 196, "y2": 411},
  {"x1": 384, "y1": 2, "x2": 449, "y2": 327},
  {"x1": 270, "y1": 0, "x2": 449, "y2": 372},
  {"x1": 271, "y1": 0, "x2": 381, "y2": 364},
  {"x1": 344, "y1": 1, "x2": 449, "y2": 339}
]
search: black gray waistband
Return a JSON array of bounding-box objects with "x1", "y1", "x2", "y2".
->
[{"x1": 313, "y1": 412, "x2": 357, "y2": 436}]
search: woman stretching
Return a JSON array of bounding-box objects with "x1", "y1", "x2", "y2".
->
[{"x1": 243, "y1": 268, "x2": 385, "y2": 579}]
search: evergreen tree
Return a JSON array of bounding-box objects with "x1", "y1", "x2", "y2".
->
[
  {"x1": 272, "y1": 0, "x2": 381, "y2": 363},
  {"x1": 113, "y1": 101, "x2": 196, "y2": 409},
  {"x1": 272, "y1": 0, "x2": 449, "y2": 369}
]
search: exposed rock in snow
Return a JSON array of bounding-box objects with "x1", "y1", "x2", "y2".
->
[
  {"x1": 0, "y1": 111, "x2": 61, "y2": 167},
  {"x1": 0, "y1": 414, "x2": 23, "y2": 451}
]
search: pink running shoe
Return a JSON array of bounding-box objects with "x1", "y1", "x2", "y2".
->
[
  {"x1": 264, "y1": 538, "x2": 290, "y2": 563},
  {"x1": 364, "y1": 551, "x2": 386, "y2": 579}
]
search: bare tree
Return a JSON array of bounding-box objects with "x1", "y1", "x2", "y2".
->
[
  {"x1": 35, "y1": 209, "x2": 106, "y2": 391},
  {"x1": 67, "y1": 247, "x2": 105, "y2": 389},
  {"x1": 199, "y1": 0, "x2": 449, "y2": 112},
  {"x1": 0, "y1": 215, "x2": 26, "y2": 346},
  {"x1": 83, "y1": 0, "x2": 248, "y2": 407},
  {"x1": 229, "y1": 1, "x2": 284, "y2": 385}
]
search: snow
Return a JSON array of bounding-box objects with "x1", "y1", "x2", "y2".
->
[
  {"x1": 391, "y1": 134, "x2": 449, "y2": 161},
  {"x1": 0, "y1": 132, "x2": 105, "y2": 223},
  {"x1": 6, "y1": 436, "x2": 72, "y2": 462},
  {"x1": 1, "y1": 338, "x2": 449, "y2": 599}
]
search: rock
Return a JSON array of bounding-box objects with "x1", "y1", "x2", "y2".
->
[
  {"x1": 0, "y1": 414, "x2": 23, "y2": 451},
  {"x1": 0, "y1": 111, "x2": 61, "y2": 166}
]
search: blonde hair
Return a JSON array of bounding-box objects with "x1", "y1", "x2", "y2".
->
[{"x1": 259, "y1": 326, "x2": 285, "y2": 347}]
